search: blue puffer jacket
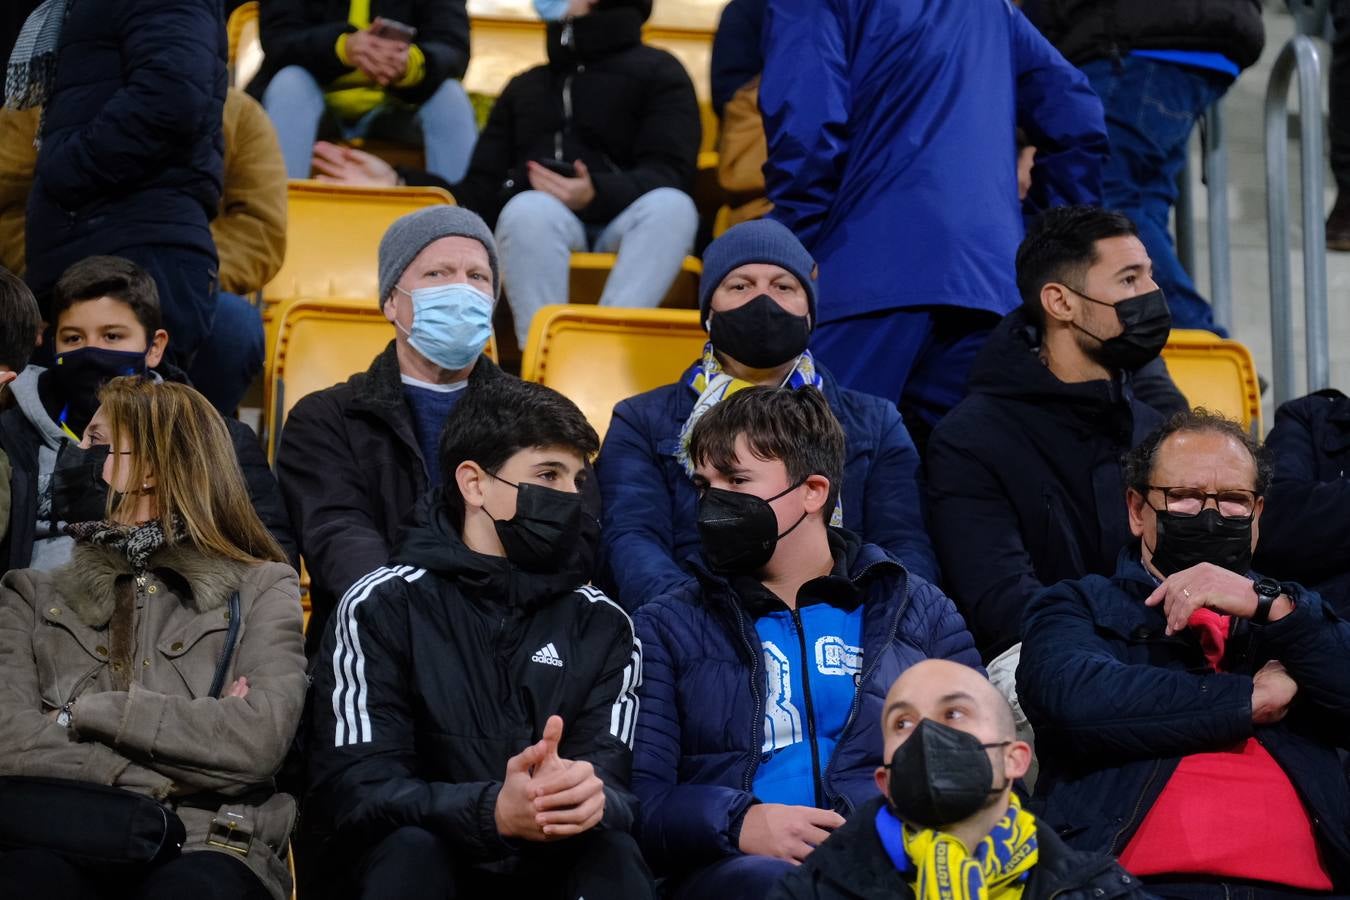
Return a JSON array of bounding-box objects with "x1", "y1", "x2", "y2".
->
[
  {"x1": 631, "y1": 530, "x2": 980, "y2": 875},
  {"x1": 596, "y1": 360, "x2": 937, "y2": 610}
]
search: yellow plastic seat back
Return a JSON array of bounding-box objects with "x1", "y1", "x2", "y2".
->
[
  {"x1": 521, "y1": 305, "x2": 707, "y2": 439},
  {"x1": 567, "y1": 253, "x2": 702, "y2": 309},
  {"x1": 1161, "y1": 329, "x2": 1262, "y2": 432},
  {"x1": 226, "y1": 2, "x2": 262, "y2": 88}
]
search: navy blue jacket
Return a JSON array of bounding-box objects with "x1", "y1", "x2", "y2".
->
[
  {"x1": 25, "y1": 0, "x2": 226, "y2": 298},
  {"x1": 631, "y1": 531, "x2": 980, "y2": 876},
  {"x1": 710, "y1": 0, "x2": 764, "y2": 116},
  {"x1": 1017, "y1": 550, "x2": 1350, "y2": 886},
  {"x1": 760, "y1": 0, "x2": 1106, "y2": 323},
  {"x1": 1255, "y1": 389, "x2": 1350, "y2": 617},
  {"x1": 596, "y1": 361, "x2": 938, "y2": 611}
]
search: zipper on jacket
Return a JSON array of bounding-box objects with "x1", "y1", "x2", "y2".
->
[
  {"x1": 790, "y1": 608, "x2": 825, "y2": 809},
  {"x1": 1108, "y1": 757, "x2": 1162, "y2": 855},
  {"x1": 555, "y1": 73, "x2": 575, "y2": 162},
  {"x1": 64, "y1": 663, "x2": 103, "y2": 708},
  {"x1": 560, "y1": 18, "x2": 573, "y2": 48},
  {"x1": 732, "y1": 602, "x2": 765, "y2": 792}
]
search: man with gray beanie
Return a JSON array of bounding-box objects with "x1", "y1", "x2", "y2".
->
[
  {"x1": 276, "y1": 204, "x2": 506, "y2": 655},
  {"x1": 594, "y1": 219, "x2": 938, "y2": 610}
]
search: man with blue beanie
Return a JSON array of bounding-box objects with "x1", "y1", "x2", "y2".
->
[
  {"x1": 595, "y1": 219, "x2": 938, "y2": 611},
  {"x1": 276, "y1": 204, "x2": 506, "y2": 654}
]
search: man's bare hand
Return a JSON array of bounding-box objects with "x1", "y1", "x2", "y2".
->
[
  {"x1": 527, "y1": 159, "x2": 596, "y2": 211},
  {"x1": 1252, "y1": 659, "x2": 1298, "y2": 725},
  {"x1": 311, "y1": 141, "x2": 400, "y2": 186},
  {"x1": 738, "y1": 803, "x2": 845, "y2": 864}
]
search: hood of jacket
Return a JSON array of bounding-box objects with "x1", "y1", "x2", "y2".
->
[
  {"x1": 9, "y1": 365, "x2": 63, "y2": 450},
  {"x1": 546, "y1": 3, "x2": 646, "y2": 66},
  {"x1": 51, "y1": 539, "x2": 251, "y2": 628}
]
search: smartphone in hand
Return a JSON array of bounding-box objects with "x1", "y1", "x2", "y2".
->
[
  {"x1": 534, "y1": 158, "x2": 578, "y2": 178},
  {"x1": 370, "y1": 17, "x2": 416, "y2": 43}
]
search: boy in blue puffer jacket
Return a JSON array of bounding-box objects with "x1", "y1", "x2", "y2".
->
[{"x1": 631, "y1": 387, "x2": 981, "y2": 899}]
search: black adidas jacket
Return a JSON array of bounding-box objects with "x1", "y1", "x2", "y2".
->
[{"x1": 305, "y1": 493, "x2": 642, "y2": 871}]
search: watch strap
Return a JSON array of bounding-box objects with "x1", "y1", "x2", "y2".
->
[{"x1": 1252, "y1": 578, "x2": 1280, "y2": 624}]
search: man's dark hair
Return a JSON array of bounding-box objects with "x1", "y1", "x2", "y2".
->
[
  {"x1": 51, "y1": 256, "x2": 162, "y2": 337},
  {"x1": 687, "y1": 386, "x2": 846, "y2": 514},
  {"x1": 1122, "y1": 407, "x2": 1273, "y2": 497},
  {"x1": 1015, "y1": 206, "x2": 1139, "y2": 329},
  {"x1": 439, "y1": 373, "x2": 600, "y2": 528},
  {"x1": 0, "y1": 266, "x2": 41, "y2": 374}
]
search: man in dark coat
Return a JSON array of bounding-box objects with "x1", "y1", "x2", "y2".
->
[
  {"x1": 1018, "y1": 409, "x2": 1350, "y2": 892},
  {"x1": 927, "y1": 207, "x2": 1184, "y2": 713},
  {"x1": 250, "y1": 0, "x2": 476, "y2": 183},
  {"x1": 632, "y1": 387, "x2": 979, "y2": 900},
  {"x1": 276, "y1": 205, "x2": 502, "y2": 655},
  {"x1": 768, "y1": 660, "x2": 1147, "y2": 900},
  {"x1": 1253, "y1": 388, "x2": 1350, "y2": 616},
  {"x1": 1027, "y1": 0, "x2": 1264, "y2": 333},
  {"x1": 22, "y1": 0, "x2": 227, "y2": 372}
]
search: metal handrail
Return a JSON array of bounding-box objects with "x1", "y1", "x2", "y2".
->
[
  {"x1": 1264, "y1": 34, "x2": 1330, "y2": 406},
  {"x1": 1175, "y1": 101, "x2": 1232, "y2": 333}
]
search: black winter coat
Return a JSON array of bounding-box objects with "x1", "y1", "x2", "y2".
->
[
  {"x1": 1255, "y1": 389, "x2": 1350, "y2": 616},
  {"x1": 275, "y1": 342, "x2": 503, "y2": 655},
  {"x1": 1029, "y1": 0, "x2": 1265, "y2": 70},
  {"x1": 1018, "y1": 551, "x2": 1350, "y2": 886},
  {"x1": 305, "y1": 494, "x2": 642, "y2": 872},
  {"x1": 24, "y1": 0, "x2": 226, "y2": 297},
  {"x1": 248, "y1": 0, "x2": 469, "y2": 105},
  {"x1": 768, "y1": 797, "x2": 1147, "y2": 900},
  {"x1": 925, "y1": 310, "x2": 1179, "y2": 660},
  {"x1": 446, "y1": 2, "x2": 700, "y2": 228}
]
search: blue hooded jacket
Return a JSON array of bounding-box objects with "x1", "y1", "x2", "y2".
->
[
  {"x1": 595, "y1": 361, "x2": 938, "y2": 610},
  {"x1": 631, "y1": 530, "x2": 980, "y2": 875},
  {"x1": 760, "y1": 0, "x2": 1107, "y2": 323}
]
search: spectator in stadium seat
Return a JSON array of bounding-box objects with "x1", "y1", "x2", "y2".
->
[
  {"x1": 1026, "y1": 1, "x2": 1263, "y2": 335},
  {"x1": 1253, "y1": 389, "x2": 1350, "y2": 617},
  {"x1": 305, "y1": 374, "x2": 652, "y2": 900},
  {"x1": 0, "y1": 377, "x2": 305, "y2": 900},
  {"x1": 0, "y1": 268, "x2": 41, "y2": 544},
  {"x1": 767, "y1": 660, "x2": 1146, "y2": 900},
  {"x1": 0, "y1": 256, "x2": 296, "y2": 574},
  {"x1": 307, "y1": 0, "x2": 701, "y2": 351},
  {"x1": 0, "y1": 90, "x2": 284, "y2": 415},
  {"x1": 15, "y1": 0, "x2": 227, "y2": 373},
  {"x1": 926, "y1": 207, "x2": 1185, "y2": 724},
  {"x1": 276, "y1": 205, "x2": 505, "y2": 655},
  {"x1": 760, "y1": 0, "x2": 1107, "y2": 445},
  {"x1": 1018, "y1": 409, "x2": 1350, "y2": 892},
  {"x1": 596, "y1": 220, "x2": 937, "y2": 611},
  {"x1": 249, "y1": 0, "x2": 477, "y2": 184},
  {"x1": 631, "y1": 387, "x2": 979, "y2": 900}
]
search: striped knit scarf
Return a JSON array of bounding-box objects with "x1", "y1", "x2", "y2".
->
[{"x1": 5, "y1": 0, "x2": 71, "y2": 120}]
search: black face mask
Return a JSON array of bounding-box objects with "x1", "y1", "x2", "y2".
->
[
  {"x1": 486, "y1": 474, "x2": 584, "y2": 572},
  {"x1": 1071, "y1": 287, "x2": 1172, "y2": 372},
  {"x1": 709, "y1": 294, "x2": 811, "y2": 370},
  {"x1": 696, "y1": 481, "x2": 807, "y2": 575},
  {"x1": 885, "y1": 719, "x2": 1010, "y2": 829},
  {"x1": 49, "y1": 347, "x2": 148, "y2": 438},
  {"x1": 50, "y1": 442, "x2": 112, "y2": 525},
  {"x1": 1149, "y1": 507, "x2": 1254, "y2": 577}
]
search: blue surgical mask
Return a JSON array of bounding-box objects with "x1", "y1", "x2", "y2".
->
[
  {"x1": 396, "y1": 282, "x2": 494, "y2": 371},
  {"x1": 533, "y1": 0, "x2": 569, "y2": 21}
]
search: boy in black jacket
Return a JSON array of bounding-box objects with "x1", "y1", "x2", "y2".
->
[{"x1": 306, "y1": 373, "x2": 653, "y2": 900}]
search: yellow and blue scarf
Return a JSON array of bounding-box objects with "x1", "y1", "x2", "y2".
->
[{"x1": 875, "y1": 794, "x2": 1039, "y2": 900}]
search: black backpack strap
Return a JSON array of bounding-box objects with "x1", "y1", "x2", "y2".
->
[{"x1": 209, "y1": 592, "x2": 242, "y2": 699}]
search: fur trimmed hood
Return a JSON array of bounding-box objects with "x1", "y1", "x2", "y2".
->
[{"x1": 51, "y1": 541, "x2": 251, "y2": 628}]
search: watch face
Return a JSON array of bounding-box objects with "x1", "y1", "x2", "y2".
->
[{"x1": 1255, "y1": 578, "x2": 1281, "y2": 597}]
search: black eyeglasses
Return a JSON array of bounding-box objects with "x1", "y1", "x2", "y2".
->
[{"x1": 1146, "y1": 485, "x2": 1258, "y2": 520}]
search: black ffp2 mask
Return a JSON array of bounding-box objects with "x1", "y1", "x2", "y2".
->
[
  {"x1": 696, "y1": 481, "x2": 807, "y2": 575},
  {"x1": 1149, "y1": 507, "x2": 1254, "y2": 577},
  {"x1": 49, "y1": 347, "x2": 148, "y2": 438},
  {"x1": 50, "y1": 442, "x2": 112, "y2": 525},
  {"x1": 487, "y1": 475, "x2": 584, "y2": 572},
  {"x1": 885, "y1": 719, "x2": 1010, "y2": 829},
  {"x1": 1073, "y1": 287, "x2": 1172, "y2": 372},
  {"x1": 709, "y1": 294, "x2": 811, "y2": 370}
]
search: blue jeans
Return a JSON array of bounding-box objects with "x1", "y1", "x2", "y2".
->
[
  {"x1": 261, "y1": 65, "x2": 478, "y2": 183},
  {"x1": 1080, "y1": 57, "x2": 1233, "y2": 335},
  {"x1": 187, "y1": 292, "x2": 264, "y2": 414}
]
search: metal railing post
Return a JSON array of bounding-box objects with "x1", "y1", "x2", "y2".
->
[
  {"x1": 1176, "y1": 151, "x2": 1198, "y2": 280},
  {"x1": 1204, "y1": 102, "x2": 1232, "y2": 333}
]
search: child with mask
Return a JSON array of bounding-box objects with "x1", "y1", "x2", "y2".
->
[
  {"x1": 630, "y1": 386, "x2": 979, "y2": 900},
  {"x1": 0, "y1": 255, "x2": 294, "y2": 572},
  {"x1": 304, "y1": 372, "x2": 653, "y2": 900},
  {"x1": 596, "y1": 219, "x2": 937, "y2": 611}
]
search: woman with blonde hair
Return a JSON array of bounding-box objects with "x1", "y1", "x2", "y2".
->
[{"x1": 0, "y1": 378, "x2": 306, "y2": 900}]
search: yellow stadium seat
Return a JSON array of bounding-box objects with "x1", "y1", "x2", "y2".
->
[
  {"x1": 226, "y1": 2, "x2": 262, "y2": 89},
  {"x1": 568, "y1": 253, "x2": 702, "y2": 309},
  {"x1": 1161, "y1": 329, "x2": 1262, "y2": 433},
  {"x1": 521, "y1": 305, "x2": 707, "y2": 438}
]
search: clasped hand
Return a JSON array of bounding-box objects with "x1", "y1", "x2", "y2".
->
[{"x1": 495, "y1": 715, "x2": 606, "y2": 841}]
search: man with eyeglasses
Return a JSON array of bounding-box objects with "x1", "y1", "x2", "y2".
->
[{"x1": 1018, "y1": 408, "x2": 1350, "y2": 895}]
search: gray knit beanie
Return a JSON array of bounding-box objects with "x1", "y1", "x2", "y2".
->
[
  {"x1": 377, "y1": 206, "x2": 501, "y2": 304},
  {"x1": 698, "y1": 219, "x2": 817, "y2": 327}
]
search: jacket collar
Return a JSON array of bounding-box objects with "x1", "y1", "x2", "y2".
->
[
  {"x1": 51, "y1": 541, "x2": 250, "y2": 627},
  {"x1": 547, "y1": 6, "x2": 646, "y2": 66},
  {"x1": 349, "y1": 341, "x2": 503, "y2": 439},
  {"x1": 1312, "y1": 388, "x2": 1350, "y2": 456}
]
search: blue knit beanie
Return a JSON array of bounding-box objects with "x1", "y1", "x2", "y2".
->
[{"x1": 698, "y1": 219, "x2": 817, "y2": 327}]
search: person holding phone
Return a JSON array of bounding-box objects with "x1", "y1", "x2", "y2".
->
[{"x1": 249, "y1": 0, "x2": 477, "y2": 184}]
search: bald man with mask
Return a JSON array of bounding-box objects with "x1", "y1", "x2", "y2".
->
[{"x1": 769, "y1": 660, "x2": 1145, "y2": 900}]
